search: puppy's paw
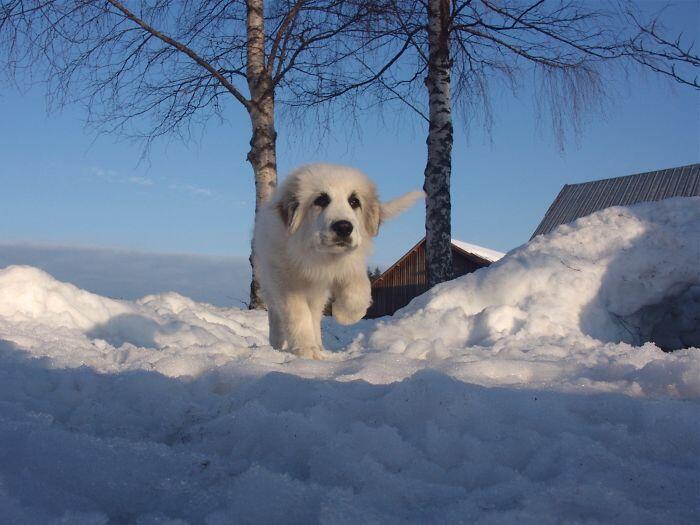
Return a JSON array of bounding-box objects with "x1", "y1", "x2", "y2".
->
[
  {"x1": 332, "y1": 273, "x2": 371, "y2": 325},
  {"x1": 332, "y1": 302, "x2": 368, "y2": 325},
  {"x1": 293, "y1": 346, "x2": 324, "y2": 360}
]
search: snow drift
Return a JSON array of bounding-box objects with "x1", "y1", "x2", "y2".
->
[
  {"x1": 370, "y1": 197, "x2": 700, "y2": 397},
  {"x1": 0, "y1": 197, "x2": 698, "y2": 523},
  {"x1": 373, "y1": 197, "x2": 699, "y2": 351}
]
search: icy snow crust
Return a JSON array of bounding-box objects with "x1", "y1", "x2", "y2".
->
[{"x1": 0, "y1": 198, "x2": 698, "y2": 524}]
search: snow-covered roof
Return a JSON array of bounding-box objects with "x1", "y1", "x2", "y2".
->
[{"x1": 451, "y1": 239, "x2": 505, "y2": 262}]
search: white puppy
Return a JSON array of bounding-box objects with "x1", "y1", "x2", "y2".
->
[{"x1": 253, "y1": 163, "x2": 423, "y2": 359}]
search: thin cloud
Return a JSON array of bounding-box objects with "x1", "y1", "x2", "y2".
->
[
  {"x1": 169, "y1": 183, "x2": 214, "y2": 197},
  {"x1": 88, "y1": 166, "x2": 217, "y2": 198},
  {"x1": 88, "y1": 166, "x2": 155, "y2": 187},
  {"x1": 126, "y1": 176, "x2": 154, "y2": 186}
]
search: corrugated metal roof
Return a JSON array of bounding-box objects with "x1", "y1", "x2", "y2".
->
[{"x1": 531, "y1": 163, "x2": 700, "y2": 239}]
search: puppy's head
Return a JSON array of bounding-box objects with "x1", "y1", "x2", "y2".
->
[{"x1": 275, "y1": 164, "x2": 383, "y2": 255}]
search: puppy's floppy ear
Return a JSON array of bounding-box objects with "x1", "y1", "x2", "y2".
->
[{"x1": 275, "y1": 179, "x2": 303, "y2": 233}]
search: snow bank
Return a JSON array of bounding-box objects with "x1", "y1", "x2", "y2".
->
[
  {"x1": 0, "y1": 265, "x2": 270, "y2": 379},
  {"x1": 0, "y1": 266, "x2": 131, "y2": 330},
  {"x1": 371, "y1": 197, "x2": 700, "y2": 397},
  {"x1": 0, "y1": 198, "x2": 698, "y2": 523}
]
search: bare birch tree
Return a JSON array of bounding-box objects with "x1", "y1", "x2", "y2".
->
[
  {"x1": 424, "y1": 0, "x2": 454, "y2": 287},
  {"x1": 0, "y1": 0, "x2": 375, "y2": 308},
  {"x1": 294, "y1": 0, "x2": 698, "y2": 288}
]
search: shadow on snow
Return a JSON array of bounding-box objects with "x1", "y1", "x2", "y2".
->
[
  {"x1": 0, "y1": 338, "x2": 698, "y2": 524},
  {"x1": 579, "y1": 204, "x2": 700, "y2": 351}
]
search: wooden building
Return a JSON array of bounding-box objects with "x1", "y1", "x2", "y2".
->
[{"x1": 366, "y1": 238, "x2": 504, "y2": 318}]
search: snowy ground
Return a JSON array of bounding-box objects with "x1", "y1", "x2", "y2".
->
[{"x1": 0, "y1": 198, "x2": 698, "y2": 524}]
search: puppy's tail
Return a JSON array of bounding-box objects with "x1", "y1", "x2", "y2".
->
[{"x1": 381, "y1": 190, "x2": 425, "y2": 221}]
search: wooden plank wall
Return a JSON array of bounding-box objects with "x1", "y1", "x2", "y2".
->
[{"x1": 366, "y1": 242, "x2": 488, "y2": 318}]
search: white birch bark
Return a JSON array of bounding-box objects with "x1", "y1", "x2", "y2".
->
[
  {"x1": 424, "y1": 0, "x2": 454, "y2": 288},
  {"x1": 246, "y1": 0, "x2": 278, "y2": 309}
]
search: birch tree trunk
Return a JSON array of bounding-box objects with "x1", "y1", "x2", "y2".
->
[
  {"x1": 246, "y1": 0, "x2": 278, "y2": 309},
  {"x1": 424, "y1": 0, "x2": 453, "y2": 288}
]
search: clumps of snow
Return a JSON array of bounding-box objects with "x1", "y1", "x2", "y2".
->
[
  {"x1": 0, "y1": 265, "x2": 270, "y2": 378},
  {"x1": 0, "y1": 198, "x2": 698, "y2": 523},
  {"x1": 0, "y1": 266, "x2": 130, "y2": 330}
]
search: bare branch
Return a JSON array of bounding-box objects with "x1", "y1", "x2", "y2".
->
[
  {"x1": 625, "y1": 10, "x2": 699, "y2": 89},
  {"x1": 104, "y1": 0, "x2": 250, "y2": 108}
]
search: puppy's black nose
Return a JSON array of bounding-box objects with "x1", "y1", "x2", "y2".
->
[{"x1": 331, "y1": 220, "x2": 353, "y2": 238}]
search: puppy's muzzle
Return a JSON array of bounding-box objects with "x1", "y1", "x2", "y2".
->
[{"x1": 331, "y1": 220, "x2": 353, "y2": 239}]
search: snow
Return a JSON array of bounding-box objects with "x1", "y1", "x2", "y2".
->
[
  {"x1": 375, "y1": 197, "x2": 700, "y2": 396},
  {"x1": 450, "y1": 239, "x2": 505, "y2": 262},
  {"x1": 0, "y1": 197, "x2": 698, "y2": 524}
]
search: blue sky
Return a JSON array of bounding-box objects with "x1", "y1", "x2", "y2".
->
[{"x1": 1, "y1": 1, "x2": 698, "y2": 268}]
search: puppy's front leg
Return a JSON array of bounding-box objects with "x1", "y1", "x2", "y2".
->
[
  {"x1": 308, "y1": 292, "x2": 329, "y2": 351},
  {"x1": 267, "y1": 306, "x2": 285, "y2": 350},
  {"x1": 332, "y1": 272, "x2": 372, "y2": 325},
  {"x1": 280, "y1": 292, "x2": 323, "y2": 359}
]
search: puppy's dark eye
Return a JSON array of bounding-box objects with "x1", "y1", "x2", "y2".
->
[
  {"x1": 348, "y1": 195, "x2": 361, "y2": 209},
  {"x1": 314, "y1": 193, "x2": 330, "y2": 208}
]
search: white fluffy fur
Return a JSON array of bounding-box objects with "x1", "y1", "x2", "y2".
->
[{"x1": 253, "y1": 163, "x2": 423, "y2": 359}]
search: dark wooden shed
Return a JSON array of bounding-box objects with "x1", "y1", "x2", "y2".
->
[{"x1": 365, "y1": 238, "x2": 503, "y2": 318}]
